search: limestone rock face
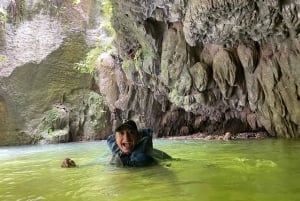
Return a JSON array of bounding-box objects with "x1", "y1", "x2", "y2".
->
[
  {"x1": 105, "y1": 0, "x2": 300, "y2": 138},
  {"x1": 0, "y1": 0, "x2": 111, "y2": 145},
  {"x1": 1, "y1": 0, "x2": 300, "y2": 145}
]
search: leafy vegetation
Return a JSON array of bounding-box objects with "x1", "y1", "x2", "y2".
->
[
  {"x1": 0, "y1": 8, "x2": 7, "y2": 25},
  {"x1": 74, "y1": 44, "x2": 101, "y2": 75},
  {"x1": 121, "y1": 46, "x2": 152, "y2": 77},
  {"x1": 37, "y1": 108, "x2": 60, "y2": 134},
  {"x1": 88, "y1": 91, "x2": 106, "y2": 129},
  {"x1": 134, "y1": 48, "x2": 143, "y2": 69},
  {"x1": 168, "y1": 88, "x2": 182, "y2": 106},
  {"x1": 74, "y1": 0, "x2": 114, "y2": 75},
  {"x1": 45, "y1": 108, "x2": 59, "y2": 124},
  {"x1": 100, "y1": 0, "x2": 115, "y2": 36},
  {"x1": 88, "y1": 92, "x2": 105, "y2": 113},
  {"x1": 0, "y1": 55, "x2": 6, "y2": 63},
  {"x1": 74, "y1": 39, "x2": 113, "y2": 75},
  {"x1": 72, "y1": 0, "x2": 81, "y2": 4},
  {"x1": 121, "y1": 59, "x2": 134, "y2": 78}
]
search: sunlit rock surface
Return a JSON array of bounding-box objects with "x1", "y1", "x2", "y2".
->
[{"x1": 0, "y1": 0, "x2": 111, "y2": 145}]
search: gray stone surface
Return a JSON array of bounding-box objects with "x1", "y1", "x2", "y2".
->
[
  {"x1": 0, "y1": 0, "x2": 111, "y2": 145},
  {"x1": 1, "y1": 0, "x2": 300, "y2": 145},
  {"x1": 105, "y1": 0, "x2": 300, "y2": 138}
]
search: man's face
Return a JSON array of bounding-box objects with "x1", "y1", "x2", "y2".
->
[{"x1": 115, "y1": 128, "x2": 138, "y2": 154}]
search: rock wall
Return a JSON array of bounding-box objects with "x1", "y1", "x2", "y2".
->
[
  {"x1": 1, "y1": 0, "x2": 299, "y2": 145},
  {"x1": 0, "y1": 0, "x2": 111, "y2": 145},
  {"x1": 103, "y1": 0, "x2": 300, "y2": 138}
]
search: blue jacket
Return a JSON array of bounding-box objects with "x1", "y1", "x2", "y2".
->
[{"x1": 107, "y1": 129, "x2": 155, "y2": 167}]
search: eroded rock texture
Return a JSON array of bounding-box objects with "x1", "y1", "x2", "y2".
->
[
  {"x1": 103, "y1": 0, "x2": 300, "y2": 138},
  {"x1": 0, "y1": 0, "x2": 111, "y2": 145}
]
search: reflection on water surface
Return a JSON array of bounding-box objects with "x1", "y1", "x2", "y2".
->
[{"x1": 1, "y1": 139, "x2": 300, "y2": 201}]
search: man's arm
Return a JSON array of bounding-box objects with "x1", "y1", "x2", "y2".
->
[
  {"x1": 107, "y1": 134, "x2": 120, "y2": 154},
  {"x1": 128, "y1": 135, "x2": 155, "y2": 166},
  {"x1": 107, "y1": 134, "x2": 125, "y2": 166}
]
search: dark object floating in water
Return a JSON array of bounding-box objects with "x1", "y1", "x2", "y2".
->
[{"x1": 61, "y1": 158, "x2": 76, "y2": 168}]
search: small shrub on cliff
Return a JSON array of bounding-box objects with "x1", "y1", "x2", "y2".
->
[
  {"x1": 74, "y1": 45, "x2": 102, "y2": 75},
  {"x1": 37, "y1": 108, "x2": 60, "y2": 133},
  {"x1": 121, "y1": 47, "x2": 153, "y2": 80},
  {"x1": 45, "y1": 108, "x2": 59, "y2": 126},
  {"x1": 88, "y1": 92, "x2": 105, "y2": 117},
  {"x1": 87, "y1": 92, "x2": 107, "y2": 129},
  {"x1": 74, "y1": 37, "x2": 113, "y2": 76},
  {"x1": 74, "y1": 0, "x2": 114, "y2": 77}
]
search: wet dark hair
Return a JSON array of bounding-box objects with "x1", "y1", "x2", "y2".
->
[{"x1": 61, "y1": 158, "x2": 76, "y2": 168}]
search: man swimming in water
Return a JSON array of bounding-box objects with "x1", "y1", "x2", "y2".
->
[
  {"x1": 61, "y1": 120, "x2": 171, "y2": 168},
  {"x1": 107, "y1": 120, "x2": 156, "y2": 167}
]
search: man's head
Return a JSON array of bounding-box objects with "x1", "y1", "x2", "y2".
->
[
  {"x1": 115, "y1": 120, "x2": 139, "y2": 154},
  {"x1": 61, "y1": 158, "x2": 76, "y2": 168}
]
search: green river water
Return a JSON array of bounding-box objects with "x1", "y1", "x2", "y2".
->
[{"x1": 0, "y1": 139, "x2": 300, "y2": 201}]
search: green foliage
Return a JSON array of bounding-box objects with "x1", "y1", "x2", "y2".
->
[
  {"x1": 142, "y1": 46, "x2": 155, "y2": 60},
  {"x1": 121, "y1": 47, "x2": 153, "y2": 76},
  {"x1": 168, "y1": 88, "x2": 183, "y2": 106},
  {"x1": 90, "y1": 119, "x2": 99, "y2": 128},
  {"x1": 74, "y1": 37, "x2": 113, "y2": 75},
  {"x1": 88, "y1": 92, "x2": 106, "y2": 128},
  {"x1": 0, "y1": 55, "x2": 6, "y2": 62},
  {"x1": 115, "y1": 14, "x2": 156, "y2": 73},
  {"x1": 88, "y1": 91, "x2": 105, "y2": 117},
  {"x1": 121, "y1": 59, "x2": 135, "y2": 79},
  {"x1": 101, "y1": 0, "x2": 112, "y2": 17},
  {"x1": 121, "y1": 17, "x2": 155, "y2": 60},
  {"x1": 74, "y1": 45, "x2": 101, "y2": 75},
  {"x1": 136, "y1": 46, "x2": 155, "y2": 69},
  {"x1": 100, "y1": 0, "x2": 115, "y2": 37},
  {"x1": 72, "y1": 0, "x2": 81, "y2": 4},
  {"x1": 44, "y1": 108, "x2": 60, "y2": 127},
  {"x1": 37, "y1": 108, "x2": 60, "y2": 133},
  {"x1": 48, "y1": 128, "x2": 54, "y2": 135},
  {"x1": 122, "y1": 59, "x2": 133, "y2": 70},
  {"x1": 102, "y1": 20, "x2": 115, "y2": 37},
  {"x1": 74, "y1": 0, "x2": 115, "y2": 76},
  {"x1": 0, "y1": 8, "x2": 7, "y2": 25},
  {"x1": 134, "y1": 48, "x2": 143, "y2": 69}
]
